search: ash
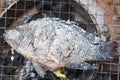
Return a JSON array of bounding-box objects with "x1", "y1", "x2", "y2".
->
[
  {"x1": 18, "y1": 61, "x2": 41, "y2": 80},
  {"x1": 0, "y1": 50, "x2": 42, "y2": 80}
]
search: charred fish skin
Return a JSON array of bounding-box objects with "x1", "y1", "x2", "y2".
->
[
  {"x1": 19, "y1": 18, "x2": 101, "y2": 63},
  {"x1": 4, "y1": 18, "x2": 118, "y2": 75}
]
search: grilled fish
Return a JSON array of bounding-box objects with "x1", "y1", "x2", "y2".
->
[{"x1": 3, "y1": 18, "x2": 118, "y2": 78}]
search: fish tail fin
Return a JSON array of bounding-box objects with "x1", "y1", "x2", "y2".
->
[{"x1": 97, "y1": 41, "x2": 119, "y2": 61}]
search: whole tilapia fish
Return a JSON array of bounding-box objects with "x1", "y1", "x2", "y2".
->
[{"x1": 3, "y1": 18, "x2": 118, "y2": 78}]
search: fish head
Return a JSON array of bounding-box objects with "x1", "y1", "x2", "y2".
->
[{"x1": 3, "y1": 29, "x2": 24, "y2": 49}]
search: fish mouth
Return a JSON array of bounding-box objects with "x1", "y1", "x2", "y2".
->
[
  {"x1": 3, "y1": 30, "x2": 19, "y2": 49},
  {"x1": 3, "y1": 30, "x2": 11, "y2": 40},
  {"x1": 3, "y1": 32, "x2": 14, "y2": 48},
  {"x1": 3, "y1": 31, "x2": 9, "y2": 42},
  {"x1": 3, "y1": 30, "x2": 8, "y2": 37}
]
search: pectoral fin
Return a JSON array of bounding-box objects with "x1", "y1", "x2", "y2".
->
[
  {"x1": 32, "y1": 62, "x2": 46, "y2": 78},
  {"x1": 69, "y1": 62, "x2": 96, "y2": 70}
]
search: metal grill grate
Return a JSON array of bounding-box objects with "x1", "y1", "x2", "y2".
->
[{"x1": 0, "y1": 0, "x2": 119, "y2": 80}]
